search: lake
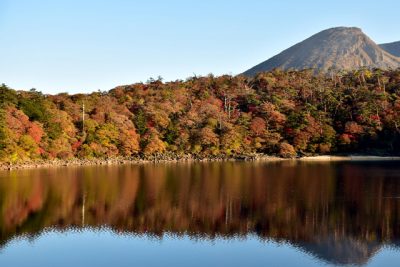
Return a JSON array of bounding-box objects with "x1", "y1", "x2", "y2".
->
[{"x1": 1, "y1": 161, "x2": 400, "y2": 266}]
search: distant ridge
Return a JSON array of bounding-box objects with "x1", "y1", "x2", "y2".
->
[
  {"x1": 380, "y1": 41, "x2": 400, "y2": 57},
  {"x1": 243, "y1": 27, "x2": 400, "y2": 76}
]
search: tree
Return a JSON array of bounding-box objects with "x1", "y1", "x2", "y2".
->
[
  {"x1": 279, "y1": 143, "x2": 297, "y2": 158},
  {"x1": 250, "y1": 117, "x2": 266, "y2": 137}
]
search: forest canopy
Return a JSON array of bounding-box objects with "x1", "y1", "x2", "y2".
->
[{"x1": 1, "y1": 68, "x2": 400, "y2": 163}]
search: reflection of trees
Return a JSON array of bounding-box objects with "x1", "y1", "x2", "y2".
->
[{"x1": 1, "y1": 162, "x2": 400, "y2": 251}]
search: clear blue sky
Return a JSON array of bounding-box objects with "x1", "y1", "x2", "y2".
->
[{"x1": 1, "y1": 0, "x2": 399, "y2": 94}]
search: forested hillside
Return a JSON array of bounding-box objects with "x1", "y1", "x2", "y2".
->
[{"x1": 1, "y1": 69, "x2": 400, "y2": 163}]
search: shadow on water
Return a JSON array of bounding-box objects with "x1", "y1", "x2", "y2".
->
[{"x1": 1, "y1": 161, "x2": 400, "y2": 265}]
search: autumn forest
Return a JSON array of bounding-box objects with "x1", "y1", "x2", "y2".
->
[{"x1": 1, "y1": 69, "x2": 400, "y2": 163}]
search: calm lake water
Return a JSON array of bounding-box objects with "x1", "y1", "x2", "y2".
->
[{"x1": 1, "y1": 161, "x2": 400, "y2": 266}]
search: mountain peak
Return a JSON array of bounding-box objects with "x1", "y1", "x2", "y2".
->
[
  {"x1": 325, "y1": 26, "x2": 362, "y2": 32},
  {"x1": 243, "y1": 27, "x2": 400, "y2": 76}
]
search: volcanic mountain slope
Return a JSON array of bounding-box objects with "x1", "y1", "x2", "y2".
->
[
  {"x1": 243, "y1": 27, "x2": 400, "y2": 76},
  {"x1": 380, "y1": 41, "x2": 400, "y2": 57}
]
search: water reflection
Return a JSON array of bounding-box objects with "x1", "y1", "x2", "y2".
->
[{"x1": 1, "y1": 161, "x2": 400, "y2": 265}]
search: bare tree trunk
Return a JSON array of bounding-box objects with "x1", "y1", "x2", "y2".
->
[{"x1": 228, "y1": 97, "x2": 231, "y2": 119}]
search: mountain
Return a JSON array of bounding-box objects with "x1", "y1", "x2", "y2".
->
[
  {"x1": 243, "y1": 27, "x2": 400, "y2": 76},
  {"x1": 380, "y1": 41, "x2": 400, "y2": 57}
]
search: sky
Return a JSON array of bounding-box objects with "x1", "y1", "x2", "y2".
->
[{"x1": 0, "y1": 0, "x2": 400, "y2": 94}]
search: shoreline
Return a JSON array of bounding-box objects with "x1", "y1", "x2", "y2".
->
[{"x1": 1, "y1": 154, "x2": 400, "y2": 171}]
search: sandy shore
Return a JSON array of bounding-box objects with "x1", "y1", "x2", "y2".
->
[
  {"x1": 299, "y1": 155, "x2": 400, "y2": 161},
  {"x1": 1, "y1": 155, "x2": 399, "y2": 171}
]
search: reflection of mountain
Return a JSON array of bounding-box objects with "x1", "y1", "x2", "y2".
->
[
  {"x1": 297, "y1": 236, "x2": 381, "y2": 265},
  {"x1": 1, "y1": 162, "x2": 400, "y2": 265}
]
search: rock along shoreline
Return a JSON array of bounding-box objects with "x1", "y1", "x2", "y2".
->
[{"x1": 1, "y1": 154, "x2": 400, "y2": 171}]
